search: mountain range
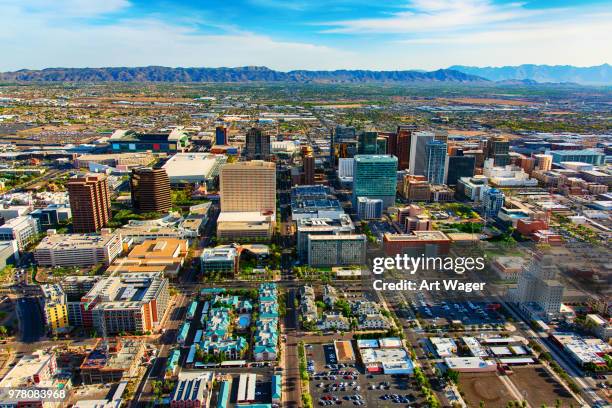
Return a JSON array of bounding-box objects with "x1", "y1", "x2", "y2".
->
[
  {"x1": 0, "y1": 66, "x2": 485, "y2": 83},
  {"x1": 449, "y1": 64, "x2": 611, "y2": 85}
]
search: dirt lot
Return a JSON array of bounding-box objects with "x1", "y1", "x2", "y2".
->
[
  {"x1": 510, "y1": 366, "x2": 578, "y2": 407},
  {"x1": 437, "y1": 97, "x2": 538, "y2": 106},
  {"x1": 459, "y1": 373, "x2": 513, "y2": 408}
]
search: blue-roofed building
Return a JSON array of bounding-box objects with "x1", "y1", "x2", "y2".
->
[
  {"x1": 254, "y1": 283, "x2": 280, "y2": 361},
  {"x1": 290, "y1": 185, "x2": 344, "y2": 220},
  {"x1": 177, "y1": 321, "x2": 191, "y2": 345},
  {"x1": 217, "y1": 380, "x2": 231, "y2": 408},
  {"x1": 272, "y1": 374, "x2": 282, "y2": 403},
  {"x1": 186, "y1": 344, "x2": 197, "y2": 367},
  {"x1": 200, "y1": 288, "x2": 226, "y2": 296},
  {"x1": 165, "y1": 348, "x2": 180, "y2": 378},
  {"x1": 550, "y1": 149, "x2": 605, "y2": 166},
  {"x1": 186, "y1": 300, "x2": 198, "y2": 320}
]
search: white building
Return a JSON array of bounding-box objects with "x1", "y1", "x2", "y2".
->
[
  {"x1": 0, "y1": 216, "x2": 40, "y2": 250},
  {"x1": 483, "y1": 159, "x2": 538, "y2": 187},
  {"x1": 338, "y1": 158, "x2": 354, "y2": 184},
  {"x1": 34, "y1": 232, "x2": 122, "y2": 267},
  {"x1": 357, "y1": 197, "x2": 383, "y2": 220},
  {"x1": 317, "y1": 313, "x2": 350, "y2": 331},
  {"x1": 161, "y1": 153, "x2": 227, "y2": 185}
]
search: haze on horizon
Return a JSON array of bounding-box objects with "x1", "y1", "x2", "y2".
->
[{"x1": 0, "y1": 0, "x2": 611, "y2": 72}]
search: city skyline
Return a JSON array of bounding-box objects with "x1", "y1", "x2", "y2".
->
[{"x1": 1, "y1": 0, "x2": 611, "y2": 71}]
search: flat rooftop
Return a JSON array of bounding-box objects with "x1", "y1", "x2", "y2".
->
[
  {"x1": 384, "y1": 231, "x2": 450, "y2": 242},
  {"x1": 162, "y1": 153, "x2": 226, "y2": 179},
  {"x1": 36, "y1": 233, "x2": 119, "y2": 250}
]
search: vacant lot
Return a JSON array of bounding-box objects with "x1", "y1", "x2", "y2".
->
[
  {"x1": 438, "y1": 97, "x2": 537, "y2": 106},
  {"x1": 459, "y1": 373, "x2": 513, "y2": 408},
  {"x1": 510, "y1": 366, "x2": 577, "y2": 407}
]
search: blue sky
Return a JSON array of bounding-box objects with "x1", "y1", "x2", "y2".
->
[{"x1": 0, "y1": 0, "x2": 610, "y2": 71}]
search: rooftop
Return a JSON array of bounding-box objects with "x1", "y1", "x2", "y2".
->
[{"x1": 36, "y1": 232, "x2": 120, "y2": 250}]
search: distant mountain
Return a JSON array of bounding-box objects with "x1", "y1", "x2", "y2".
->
[
  {"x1": 0, "y1": 66, "x2": 486, "y2": 83},
  {"x1": 449, "y1": 64, "x2": 611, "y2": 85}
]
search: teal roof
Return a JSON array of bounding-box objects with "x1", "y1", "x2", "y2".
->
[
  {"x1": 272, "y1": 374, "x2": 282, "y2": 399},
  {"x1": 217, "y1": 380, "x2": 231, "y2": 408}
]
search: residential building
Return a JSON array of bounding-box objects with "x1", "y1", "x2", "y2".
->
[
  {"x1": 408, "y1": 131, "x2": 434, "y2": 176},
  {"x1": 245, "y1": 128, "x2": 271, "y2": 160},
  {"x1": 307, "y1": 234, "x2": 366, "y2": 267},
  {"x1": 0, "y1": 215, "x2": 40, "y2": 250},
  {"x1": 357, "y1": 197, "x2": 383, "y2": 219},
  {"x1": 318, "y1": 313, "x2": 350, "y2": 331},
  {"x1": 424, "y1": 140, "x2": 447, "y2": 185},
  {"x1": 81, "y1": 272, "x2": 170, "y2": 334},
  {"x1": 130, "y1": 167, "x2": 171, "y2": 214},
  {"x1": 67, "y1": 174, "x2": 111, "y2": 233},
  {"x1": 41, "y1": 284, "x2": 69, "y2": 332},
  {"x1": 352, "y1": 155, "x2": 398, "y2": 208},
  {"x1": 512, "y1": 254, "x2": 564, "y2": 322},
  {"x1": 34, "y1": 231, "x2": 122, "y2": 267},
  {"x1": 482, "y1": 187, "x2": 505, "y2": 218}
]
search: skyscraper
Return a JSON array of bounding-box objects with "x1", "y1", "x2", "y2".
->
[
  {"x1": 358, "y1": 131, "x2": 378, "y2": 154},
  {"x1": 396, "y1": 125, "x2": 416, "y2": 170},
  {"x1": 487, "y1": 137, "x2": 510, "y2": 166},
  {"x1": 67, "y1": 174, "x2": 111, "y2": 233},
  {"x1": 245, "y1": 128, "x2": 271, "y2": 160},
  {"x1": 513, "y1": 254, "x2": 564, "y2": 321},
  {"x1": 409, "y1": 131, "x2": 435, "y2": 176},
  {"x1": 220, "y1": 161, "x2": 276, "y2": 214},
  {"x1": 130, "y1": 167, "x2": 172, "y2": 214},
  {"x1": 335, "y1": 125, "x2": 356, "y2": 142},
  {"x1": 446, "y1": 151, "x2": 475, "y2": 186},
  {"x1": 215, "y1": 125, "x2": 228, "y2": 145},
  {"x1": 302, "y1": 152, "x2": 315, "y2": 185},
  {"x1": 352, "y1": 155, "x2": 398, "y2": 208},
  {"x1": 425, "y1": 140, "x2": 447, "y2": 185},
  {"x1": 482, "y1": 187, "x2": 504, "y2": 218},
  {"x1": 376, "y1": 137, "x2": 388, "y2": 155}
]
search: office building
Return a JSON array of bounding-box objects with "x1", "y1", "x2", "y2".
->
[
  {"x1": 67, "y1": 174, "x2": 111, "y2": 233},
  {"x1": 376, "y1": 137, "x2": 388, "y2": 155},
  {"x1": 0, "y1": 240, "x2": 19, "y2": 270},
  {"x1": 109, "y1": 128, "x2": 190, "y2": 153},
  {"x1": 396, "y1": 125, "x2": 415, "y2": 170},
  {"x1": 220, "y1": 161, "x2": 276, "y2": 214},
  {"x1": 307, "y1": 234, "x2": 366, "y2": 267},
  {"x1": 81, "y1": 272, "x2": 169, "y2": 334},
  {"x1": 30, "y1": 203, "x2": 72, "y2": 227},
  {"x1": 456, "y1": 176, "x2": 488, "y2": 201},
  {"x1": 296, "y1": 215, "x2": 355, "y2": 261},
  {"x1": 482, "y1": 187, "x2": 505, "y2": 218},
  {"x1": 358, "y1": 131, "x2": 378, "y2": 154},
  {"x1": 446, "y1": 152, "x2": 475, "y2": 186},
  {"x1": 357, "y1": 197, "x2": 383, "y2": 220},
  {"x1": 402, "y1": 175, "x2": 431, "y2": 202},
  {"x1": 338, "y1": 158, "x2": 354, "y2": 184},
  {"x1": 108, "y1": 238, "x2": 188, "y2": 278},
  {"x1": 215, "y1": 125, "x2": 228, "y2": 145},
  {"x1": 512, "y1": 254, "x2": 564, "y2": 322},
  {"x1": 0, "y1": 216, "x2": 40, "y2": 250},
  {"x1": 302, "y1": 152, "x2": 315, "y2": 185},
  {"x1": 487, "y1": 137, "x2": 510, "y2": 166},
  {"x1": 550, "y1": 149, "x2": 605, "y2": 166},
  {"x1": 534, "y1": 154, "x2": 553, "y2": 171},
  {"x1": 483, "y1": 159, "x2": 538, "y2": 187},
  {"x1": 161, "y1": 152, "x2": 226, "y2": 185},
  {"x1": 34, "y1": 231, "x2": 122, "y2": 267},
  {"x1": 383, "y1": 231, "x2": 451, "y2": 257},
  {"x1": 335, "y1": 125, "x2": 356, "y2": 142},
  {"x1": 40, "y1": 284, "x2": 69, "y2": 332},
  {"x1": 353, "y1": 155, "x2": 398, "y2": 208},
  {"x1": 245, "y1": 128, "x2": 271, "y2": 160},
  {"x1": 200, "y1": 246, "x2": 238, "y2": 275},
  {"x1": 425, "y1": 140, "x2": 447, "y2": 185},
  {"x1": 130, "y1": 167, "x2": 172, "y2": 214},
  {"x1": 409, "y1": 131, "x2": 435, "y2": 176}
]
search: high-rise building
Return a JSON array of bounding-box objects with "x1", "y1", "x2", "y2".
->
[
  {"x1": 353, "y1": 155, "x2": 398, "y2": 208},
  {"x1": 396, "y1": 125, "x2": 416, "y2": 170},
  {"x1": 220, "y1": 161, "x2": 276, "y2": 214},
  {"x1": 357, "y1": 197, "x2": 383, "y2": 220},
  {"x1": 446, "y1": 151, "x2": 475, "y2": 186},
  {"x1": 358, "y1": 131, "x2": 378, "y2": 154},
  {"x1": 245, "y1": 128, "x2": 271, "y2": 160},
  {"x1": 434, "y1": 130, "x2": 448, "y2": 144},
  {"x1": 534, "y1": 154, "x2": 553, "y2": 171},
  {"x1": 130, "y1": 167, "x2": 172, "y2": 214},
  {"x1": 409, "y1": 131, "x2": 435, "y2": 176},
  {"x1": 335, "y1": 125, "x2": 356, "y2": 142},
  {"x1": 425, "y1": 140, "x2": 447, "y2": 185},
  {"x1": 512, "y1": 254, "x2": 564, "y2": 321},
  {"x1": 40, "y1": 284, "x2": 69, "y2": 332},
  {"x1": 215, "y1": 125, "x2": 228, "y2": 145},
  {"x1": 302, "y1": 151, "x2": 315, "y2": 185},
  {"x1": 402, "y1": 175, "x2": 431, "y2": 202},
  {"x1": 482, "y1": 187, "x2": 505, "y2": 218},
  {"x1": 67, "y1": 174, "x2": 111, "y2": 233},
  {"x1": 376, "y1": 137, "x2": 388, "y2": 155},
  {"x1": 487, "y1": 137, "x2": 510, "y2": 166}
]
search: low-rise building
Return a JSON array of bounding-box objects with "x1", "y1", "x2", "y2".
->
[
  {"x1": 0, "y1": 240, "x2": 19, "y2": 270},
  {"x1": 383, "y1": 231, "x2": 450, "y2": 257},
  {"x1": 200, "y1": 246, "x2": 238, "y2": 275},
  {"x1": 80, "y1": 339, "x2": 145, "y2": 384},
  {"x1": 0, "y1": 215, "x2": 40, "y2": 250},
  {"x1": 40, "y1": 284, "x2": 69, "y2": 332},
  {"x1": 307, "y1": 234, "x2": 366, "y2": 267},
  {"x1": 34, "y1": 231, "x2": 122, "y2": 267},
  {"x1": 107, "y1": 238, "x2": 187, "y2": 278},
  {"x1": 317, "y1": 313, "x2": 350, "y2": 331}
]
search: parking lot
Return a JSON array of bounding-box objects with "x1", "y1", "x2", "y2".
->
[
  {"x1": 305, "y1": 343, "x2": 427, "y2": 407},
  {"x1": 413, "y1": 296, "x2": 505, "y2": 327}
]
